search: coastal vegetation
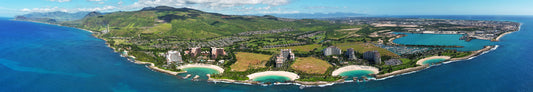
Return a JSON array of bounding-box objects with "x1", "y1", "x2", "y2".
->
[
  {"x1": 334, "y1": 42, "x2": 399, "y2": 57},
  {"x1": 14, "y1": 6, "x2": 518, "y2": 85}
]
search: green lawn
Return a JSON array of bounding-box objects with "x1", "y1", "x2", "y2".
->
[
  {"x1": 334, "y1": 42, "x2": 399, "y2": 57},
  {"x1": 264, "y1": 44, "x2": 322, "y2": 52}
]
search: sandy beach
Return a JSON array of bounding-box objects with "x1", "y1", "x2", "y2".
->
[
  {"x1": 493, "y1": 31, "x2": 514, "y2": 41},
  {"x1": 247, "y1": 71, "x2": 300, "y2": 81},
  {"x1": 178, "y1": 63, "x2": 225, "y2": 73},
  {"x1": 134, "y1": 61, "x2": 185, "y2": 75},
  {"x1": 416, "y1": 56, "x2": 451, "y2": 65},
  {"x1": 332, "y1": 65, "x2": 379, "y2": 76}
]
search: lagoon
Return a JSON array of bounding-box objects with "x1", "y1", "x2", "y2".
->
[
  {"x1": 393, "y1": 33, "x2": 495, "y2": 51},
  {"x1": 253, "y1": 75, "x2": 291, "y2": 83},
  {"x1": 422, "y1": 58, "x2": 447, "y2": 65},
  {"x1": 339, "y1": 70, "x2": 375, "y2": 80}
]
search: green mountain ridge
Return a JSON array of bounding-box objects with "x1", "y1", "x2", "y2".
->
[
  {"x1": 15, "y1": 11, "x2": 92, "y2": 22},
  {"x1": 59, "y1": 6, "x2": 337, "y2": 39}
]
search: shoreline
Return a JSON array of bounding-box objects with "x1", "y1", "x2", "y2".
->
[
  {"x1": 178, "y1": 63, "x2": 225, "y2": 74},
  {"x1": 17, "y1": 20, "x2": 503, "y2": 87},
  {"x1": 492, "y1": 23, "x2": 521, "y2": 41},
  {"x1": 331, "y1": 65, "x2": 379, "y2": 76},
  {"x1": 246, "y1": 71, "x2": 300, "y2": 81},
  {"x1": 416, "y1": 56, "x2": 451, "y2": 65},
  {"x1": 375, "y1": 45, "x2": 495, "y2": 79},
  {"x1": 134, "y1": 61, "x2": 186, "y2": 75}
]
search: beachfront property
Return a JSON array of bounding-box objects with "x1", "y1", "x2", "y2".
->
[
  {"x1": 363, "y1": 50, "x2": 381, "y2": 64},
  {"x1": 122, "y1": 50, "x2": 128, "y2": 56},
  {"x1": 323, "y1": 46, "x2": 342, "y2": 56},
  {"x1": 345, "y1": 48, "x2": 357, "y2": 60},
  {"x1": 384, "y1": 59, "x2": 402, "y2": 65},
  {"x1": 166, "y1": 51, "x2": 183, "y2": 64},
  {"x1": 276, "y1": 49, "x2": 295, "y2": 67},
  {"x1": 211, "y1": 47, "x2": 226, "y2": 59},
  {"x1": 190, "y1": 47, "x2": 201, "y2": 57}
]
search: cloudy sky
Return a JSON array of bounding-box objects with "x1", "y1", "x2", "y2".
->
[{"x1": 0, "y1": 0, "x2": 532, "y2": 17}]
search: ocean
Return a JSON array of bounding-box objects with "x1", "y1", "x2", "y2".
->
[{"x1": 0, "y1": 15, "x2": 532, "y2": 92}]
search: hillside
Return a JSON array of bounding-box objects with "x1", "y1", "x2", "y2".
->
[
  {"x1": 64, "y1": 6, "x2": 335, "y2": 39},
  {"x1": 15, "y1": 11, "x2": 91, "y2": 22}
]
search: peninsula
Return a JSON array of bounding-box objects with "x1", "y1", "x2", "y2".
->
[{"x1": 14, "y1": 6, "x2": 521, "y2": 86}]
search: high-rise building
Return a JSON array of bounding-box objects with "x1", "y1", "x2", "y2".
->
[
  {"x1": 363, "y1": 50, "x2": 381, "y2": 64},
  {"x1": 276, "y1": 49, "x2": 295, "y2": 67},
  {"x1": 166, "y1": 51, "x2": 183, "y2": 64},
  {"x1": 211, "y1": 47, "x2": 226, "y2": 59},
  {"x1": 346, "y1": 48, "x2": 357, "y2": 60},
  {"x1": 323, "y1": 46, "x2": 342, "y2": 56},
  {"x1": 190, "y1": 47, "x2": 201, "y2": 57}
]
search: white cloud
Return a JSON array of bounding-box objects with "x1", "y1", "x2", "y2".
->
[
  {"x1": 127, "y1": 0, "x2": 290, "y2": 9},
  {"x1": 20, "y1": 6, "x2": 116, "y2": 13},
  {"x1": 48, "y1": 0, "x2": 72, "y2": 3},
  {"x1": 22, "y1": 0, "x2": 295, "y2": 15},
  {"x1": 76, "y1": 6, "x2": 116, "y2": 11}
]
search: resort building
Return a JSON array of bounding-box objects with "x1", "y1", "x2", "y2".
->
[
  {"x1": 363, "y1": 50, "x2": 381, "y2": 64},
  {"x1": 276, "y1": 49, "x2": 295, "y2": 67},
  {"x1": 323, "y1": 46, "x2": 342, "y2": 56},
  {"x1": 384, "y1": 59, "x2": 402, "y2": 65},
  {"x1": 122, "y1": 50, "x2": 128, "y2": 56},
  {"x1": 211, "y1": 47, "x2": 226, "y2": 59},
  {"x1": 166, "y1": 51, "x2": 183, "y2": 64},
  {"x1": 190, "y1": 47, "x2": 201, "y2": 57},
  {"x1": 346, "y1": 48, "x2": 357, "y2": 60}
]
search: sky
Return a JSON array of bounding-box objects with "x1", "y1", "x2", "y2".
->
[{"x1": 0, "y1": 0, "x2": 532, "y2": 17}]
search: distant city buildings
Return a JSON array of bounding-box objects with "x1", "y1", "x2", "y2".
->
[
  {"x1": 384, "y1": 59, "x2": 402, "y2": 65},
  {"x1": 211, "y1": 47, "x2": 226, "y2": 59},
  {"x1": 345, "y1": 48, "x2": 357, "y2": 60},
  {"x1": 276, "y1": 49, "x2": 295, "y2": 67},
  {"x1": 190, "y1": 47, "x2": 201, "y2": 57},
  {"x1": 323, "y1": 46, "x2": 342, "y2": 56},
  {"x1": 166, "y1": 51, "x2": 183, "y2": 64},
  {"x1": 363, "y1": 50, "x2": 381, "y2": 64}
]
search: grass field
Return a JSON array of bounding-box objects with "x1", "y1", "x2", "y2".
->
[
  {"x1": 334, "y1": 42, "x2": 399, "y2": 57},
  {"x1": 291, "y1": 57, "x2": 332, "y2": 74},
  {"x1": 264, "y1": 44, "x2": 323, "y2": 52},
  {"x1": 230, "y1": 52, "x2": 272, "y2": 71},
  {"x1": 327, "y1": 28, "x2": 362, "y2": 40}
]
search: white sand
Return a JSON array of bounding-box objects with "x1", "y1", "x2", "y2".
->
[
  {"x1": 247, "y1": 71, "x2": 300, "y2": 81},
  {"x1": 332, "y1": 65, "x2": 379, "y2": 76},
  {"x1": 416, "y1": 56, "x2": 451, "y2": 65},
  {"x1": 178, "y1": 63, "x2": 225, "y2": 73},
  {"x1": 134, "y1": 61, "x2": 184, "y2": 75}
]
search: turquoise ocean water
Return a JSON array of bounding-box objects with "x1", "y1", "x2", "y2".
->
[
  {"x1": 393, "y1": 33, "x2": 494, "y2": 51},
  {"x1": 253, "y1": 75, "x2": 291, "y2": 83},
  {"x1": 1, "y1": 16, "x2": 532, "y2": 91},
  {"x1": 422, "y1": 58, "x2": 447, "y2": 65},
  {"x1": 339, "y1": 70, "x2": 374, "y2": 80}
]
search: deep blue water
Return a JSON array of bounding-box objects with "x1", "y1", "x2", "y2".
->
[{"x1": 1, "y1": 15, "x2": 532, "y2": 92}]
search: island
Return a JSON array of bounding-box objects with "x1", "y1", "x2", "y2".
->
[{"x1": 14, "y1": 6, "x2": 521, "y2": 86}]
